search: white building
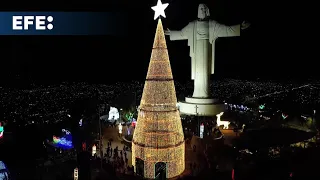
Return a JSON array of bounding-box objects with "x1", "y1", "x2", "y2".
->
[{"x1": 108, "y1": 107, "x2": 119, "y2": 121}]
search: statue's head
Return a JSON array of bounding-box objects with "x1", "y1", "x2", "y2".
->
[{"x1": 198, "y1": 4, "x2": 210, "y2": 19}]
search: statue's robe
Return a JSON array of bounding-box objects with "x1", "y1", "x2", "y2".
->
[
  {"x1": 169, "y1": 20, "x2": 240, "y2": 98},
  {"x1": 170, "y1": 20, "x2": 240, "y2": 77}
]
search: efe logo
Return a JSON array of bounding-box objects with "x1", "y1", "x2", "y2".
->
[{"x1": 12, "y1": 16, "x2": 53, "y2": 30}]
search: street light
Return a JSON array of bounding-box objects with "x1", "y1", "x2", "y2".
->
[
  {"x1": 119, "y1": 123, "x2": 123, "y2": 135},
  {"x1": 119, "y1": 108, "x2": 123, "y2": 124},
  {"x1": 92, "y1": 144, "x2": 97, "y2": 157}
]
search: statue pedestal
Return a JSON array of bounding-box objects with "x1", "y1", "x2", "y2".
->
[{"x1": 178, "y1": 97, "x2": 225, "y2": 116}]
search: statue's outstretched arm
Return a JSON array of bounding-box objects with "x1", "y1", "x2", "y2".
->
[
  {"x1": 168, "y1": 30, "x2": 187, "y2": 40},
  {"x1": 165, "y1": 23, "x2": 191, "y2": 41},
  {"x1": 241, "y1": 21, "x2": 251, "y2": 30},
  {"x1": 211, "y1": 20, "x2": 240, "y2": 38}
]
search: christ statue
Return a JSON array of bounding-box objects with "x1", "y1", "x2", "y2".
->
[{"x1": 165, "y1": 4, "x2": 250, "y2": 98}]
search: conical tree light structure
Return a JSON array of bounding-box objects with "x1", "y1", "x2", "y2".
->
[{"x1": 132, "y1": 19, "x2": 185, "y2": 179}]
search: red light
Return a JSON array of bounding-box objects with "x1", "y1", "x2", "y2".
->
[
  {"x1": 232, "y1": 169, "x2": 235, "y2": 180},
  {"x1": 132, "y1": 121, "x2": 136, "y2": 127}
]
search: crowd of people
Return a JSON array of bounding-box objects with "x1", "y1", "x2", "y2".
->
[{"x1": 100, "y1": 141, "x2": 133, "y2": 174}]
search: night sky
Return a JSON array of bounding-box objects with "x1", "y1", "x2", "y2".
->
[{"x1": 0, "y1": 0, "x2": 314, "y2": 87}]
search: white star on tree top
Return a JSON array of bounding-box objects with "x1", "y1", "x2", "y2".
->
[{"x1": 151, "y1": 0, "x2": 169, "y2": 20}]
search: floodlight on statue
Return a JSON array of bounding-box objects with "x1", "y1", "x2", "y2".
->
[{"x1": 216, "y1": 112, "x2": 230, "y2": 129}]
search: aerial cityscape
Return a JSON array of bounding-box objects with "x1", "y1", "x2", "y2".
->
[{"x1": 0, "y1": 1, "x2": 318, "y2": 180}]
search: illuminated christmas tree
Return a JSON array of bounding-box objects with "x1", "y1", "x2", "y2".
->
[{"x1": 132, "y1": 17, "x2": 185, "y2": 179}]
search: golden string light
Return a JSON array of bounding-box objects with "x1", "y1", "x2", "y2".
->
[{"x1": 132, "y1": 19, "x2": 185, "y2": 179}]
